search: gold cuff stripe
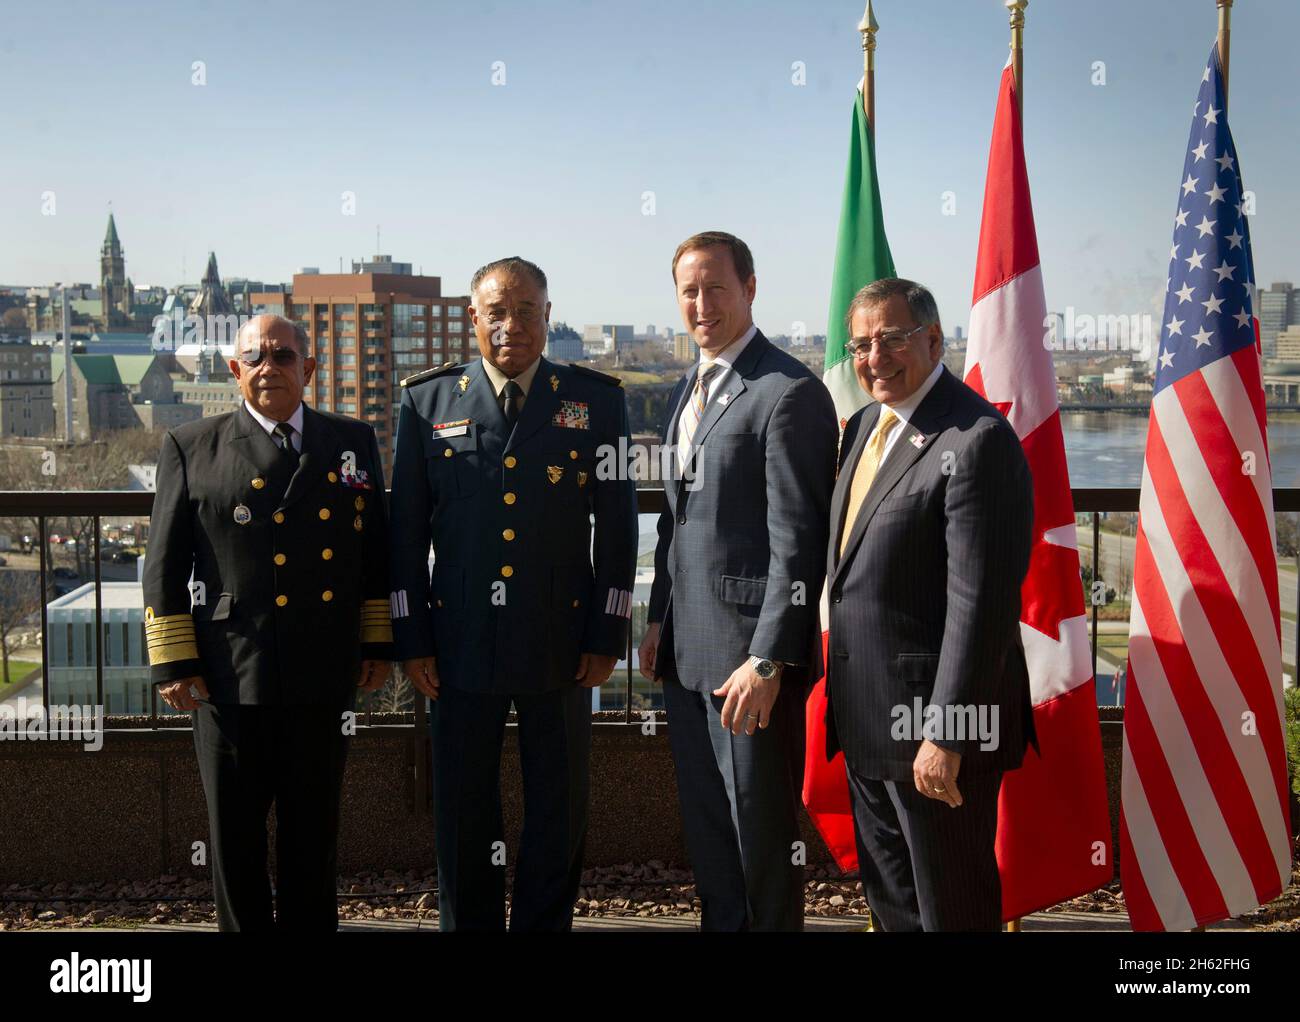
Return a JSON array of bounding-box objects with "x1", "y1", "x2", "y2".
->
[
  {"x1": 145, "y1": 612, "x2": 195, "y2": 629},
  {"x1": 146, "y1": 624, "x2": 197, "y2": 638},
  {"x1": 361, "y1": 622, "x2": 394, "y2": 644},
  {"x1": 147, "y1": 640, "x2": 200, "y2": 665}
]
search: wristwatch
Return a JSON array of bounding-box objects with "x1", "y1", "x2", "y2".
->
[{"x1": 750, "y1": 657, "x2": 780, "y2": 680}]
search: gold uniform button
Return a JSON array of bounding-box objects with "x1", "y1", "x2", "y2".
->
[
  {"x1": 501, "y1": 565, "x2": 513, "y2": 578},
  {"x1": 251, "y1": 477, "x2": 265, "y2": 490},
  {"x1": 354, "y1": 496, "x2": 365, "y2": 511},
  {"x1": 274, "y1": 553, "x2": 286, "y2": 566},
  {"x1": 319, "y1": 508, "x2": 331, "y2": 520},
  {"x1": 503, "y1": 492, "x2": 516, "y2": 505},
  {"x1": 322, "y1": 590, "x2": 334, "y2": 602},
  {"x1": 436, "y1": 599, "x2": 444, "y2": 608},
  {"x1": 569, "y1": 450, "x2": 578, "y2": 460},
  {"x1": 504, "y1": 455, "x2": 517, "y2": 468},
  {"x1": 572, "y1": 600, "x2": 580, "y2": 608},
  {"x1": 321, "y1": 548, "x2": 333, "y2": 560},
  {"x1": 328, "y1": 471, "x2": 338, "y2": 482},
  {"x1": 502, "y1": 528, "x2": 515, "y2": 541},
  {"x1": 273, "y1": 511, "x2": 285, "y2": 524},
  {"x1": 275, "y1": 595, "x2": 288, "y2": 607},
  {"x1": 353, "y1": 516, "x2": 363, "y2": 531},
  {"x1": 443, "y1": 448, "x2": 452, "y2": 458}
]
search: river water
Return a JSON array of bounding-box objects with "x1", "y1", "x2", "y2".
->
[{"x1": 1061, "y1": 412, "x2": 1300, "y2": 488}]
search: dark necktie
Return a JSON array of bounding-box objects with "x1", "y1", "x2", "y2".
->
[
  {"x1": 273, "y1": 421, "x2": 297, "y2": 462},
  {"x1": 502, "y1": 380, "x2": 523, "y2": 428}
]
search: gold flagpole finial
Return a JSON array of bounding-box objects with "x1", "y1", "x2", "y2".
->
[
  {"x1": 1006, "y1": 0, "x2": 1028, "y2": 118},
  {"x1": 859, "y1": 1, "x2": 878, "y2": 136},
  {"x1": 1217, "y1": 0, "x2": 1233, "y2": 110}
]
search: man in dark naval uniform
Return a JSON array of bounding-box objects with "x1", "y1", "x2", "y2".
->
[
  {"x1": 143, "y1": 313, "x2": 393, "y2": 931},
  {"x1": 389, "y1": 256, "x2": 637, "y2": 931}
]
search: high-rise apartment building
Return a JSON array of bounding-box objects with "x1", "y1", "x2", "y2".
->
[
  {"x1": 1258, "y1": 282, "x2": 1299, "y2": 361},
  {"x1": 251, "y1": 258, "x2": 474, "y2": 470}
]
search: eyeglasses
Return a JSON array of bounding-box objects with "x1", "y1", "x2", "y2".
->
[
  {"x1": 846, "y1": 324, "x2": 926, "y2": 359},
  {"x1": 237, "y1": 347, "x2": 303, "y2": 368}
]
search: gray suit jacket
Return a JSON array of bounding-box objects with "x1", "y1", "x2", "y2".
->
[
  {"x1": 824, "y1": 366, "x2": 1037, "y2": 780},
  {"x1": 648, "y1": 331, "x2": 838, "y2": 692}
]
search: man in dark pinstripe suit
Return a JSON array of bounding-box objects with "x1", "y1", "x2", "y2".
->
[{"x1": 824, "y1": 278, "x2": 1035, "y2": 931}]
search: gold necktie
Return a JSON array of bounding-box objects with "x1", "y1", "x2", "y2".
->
[{"x1": 839, "y1": 406, "x2": 899, "y2": 556}]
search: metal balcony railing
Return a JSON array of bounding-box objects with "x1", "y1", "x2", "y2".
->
[{"x1": 1, "y1": 488, "x2": 1296, "y2": 732}]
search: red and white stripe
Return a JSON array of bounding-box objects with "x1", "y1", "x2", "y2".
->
[
  {"x1": 964, "y1": 60, "x2": 1113, "y2": 920},
  {"x1": 1120, "y1": 346, "x2": 1291, "y2": 930}
]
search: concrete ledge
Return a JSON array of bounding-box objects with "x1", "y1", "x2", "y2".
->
[{"x1": 0, "y1": 709, "x2": 1131, "y2": 884}]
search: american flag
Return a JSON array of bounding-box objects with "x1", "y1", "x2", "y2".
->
[{"x1": 1119, "y1": 45, "x2": 1292, "y2": 931}]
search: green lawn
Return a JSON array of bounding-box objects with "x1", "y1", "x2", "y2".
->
[
  {"x1": 1096, "y1": 634, "x2": 1130, "y2": 665},
  {"x1": 0, "y1": 659, "x2": 39, "y2": 696}
]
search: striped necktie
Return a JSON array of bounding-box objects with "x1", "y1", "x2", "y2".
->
[
  {"x1": 839, "y1": 406, "x2": 899, "y2": 556},
  {"x1": 677, "y1": 362, "x2": 721, "y2": 473}
]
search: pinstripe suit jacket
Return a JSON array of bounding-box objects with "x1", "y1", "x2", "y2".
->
[
  {"x1": 647, "y1": 331, "x2": 838, "y2": 692},
  {"x1": 824, "y1": 366, "x2": 1037, "y2": 781}
]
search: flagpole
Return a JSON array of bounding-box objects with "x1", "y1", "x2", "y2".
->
[
  {"x1": 1196, "y1": 0, "x2": 1237, "y2": 930},
  {"x1": 1003, "y1": 0, "x2": 1028, "y2": 938},
  {"x1": 859, "y1": 1, "x2": 878, "y2": 137},
  {"x1": 1006, "y1": 0, "x2": 1027, "y2": 117},
  {"x1": 1217, "y1": 0, "x2": 1233, "y2": 110}
]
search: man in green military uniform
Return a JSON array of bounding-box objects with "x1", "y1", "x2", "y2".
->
[
  {"x1": 389, "y1": 256, "x2": 637, "y2": 931},
  {"x1": 143, "y1": 314, "x2": 393, "y2": 931}
]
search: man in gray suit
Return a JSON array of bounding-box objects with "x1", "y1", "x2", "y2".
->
[
  {"x1": 824, "y1": 277, "x2": 1035, "y2": 931},
  {"x1": 639, "y1": 231, "x2": 838, "y2": 931}
]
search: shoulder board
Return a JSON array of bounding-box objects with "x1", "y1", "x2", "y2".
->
[
  {"x1": 400, "y1": 362, "x2": 462, "y2": 388},
  {"x1": 568, "y1": 364, "x2": 623, "y2": 387}
]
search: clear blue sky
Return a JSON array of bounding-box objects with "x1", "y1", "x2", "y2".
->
[{"x1": 1, "y1": 0, "x2": 1296, "y2": 337}]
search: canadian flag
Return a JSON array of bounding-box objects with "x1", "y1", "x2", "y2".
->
[{"x1": 964, "y1": 59, "x2": 1114, "y2": 919}]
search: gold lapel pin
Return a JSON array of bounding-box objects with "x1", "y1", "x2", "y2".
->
[
  {"x1": 547, "y1": 465, "x2": 564, "y2": 484},
  {"x1": 458, "y1": 374, "x2": 470, "y2": 392},
  {"x1": 550, "y1": 374, "x2": 559, "y2": 392}
]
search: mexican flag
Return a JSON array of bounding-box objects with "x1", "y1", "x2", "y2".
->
[{"x1": 803, "y1": 86, "x2": 895, "y2": 872}]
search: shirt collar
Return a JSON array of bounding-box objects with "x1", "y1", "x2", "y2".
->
[
  {"x1": 244, "y1": 398, "x2": 304, "y2": 438},
  {"x1": 698, "y1": 323, "x2": 758, "y2": 373},
  {"x1": 481, "y1": 355, "x2": 542, "y2": 398},
  {"x1": 881, "y1": 362, "x2": 944, "y2": 427}
]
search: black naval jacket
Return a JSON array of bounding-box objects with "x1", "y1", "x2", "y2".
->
[
  {"x1": 389, "y1": 357, "x2": 638, "y2": 694},
  {"x1": 142, "y1": 403, "x2": 394, "y2": 706}
]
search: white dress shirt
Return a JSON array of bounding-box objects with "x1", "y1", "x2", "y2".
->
[
  {"x1": 243, "y1": 399, "x2": 304, "y2": 453},
  {"x1": 695, "y1": 323, "x2": 758, "y2": 404},
  {"x1": 676, "y1": 323, "x2": 758, "y2": 462},
  {"x1": 870, "y1": 361, "x2": 944, "y2": 465}
]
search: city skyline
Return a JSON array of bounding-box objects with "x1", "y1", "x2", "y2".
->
[{"x1": 1, "y1": 0, "x2": 1298, "y2": 338}]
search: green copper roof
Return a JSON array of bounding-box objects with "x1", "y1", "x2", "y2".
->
[{"x1": 51, "y1": 353, "x2": 156, "y2": 386}]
